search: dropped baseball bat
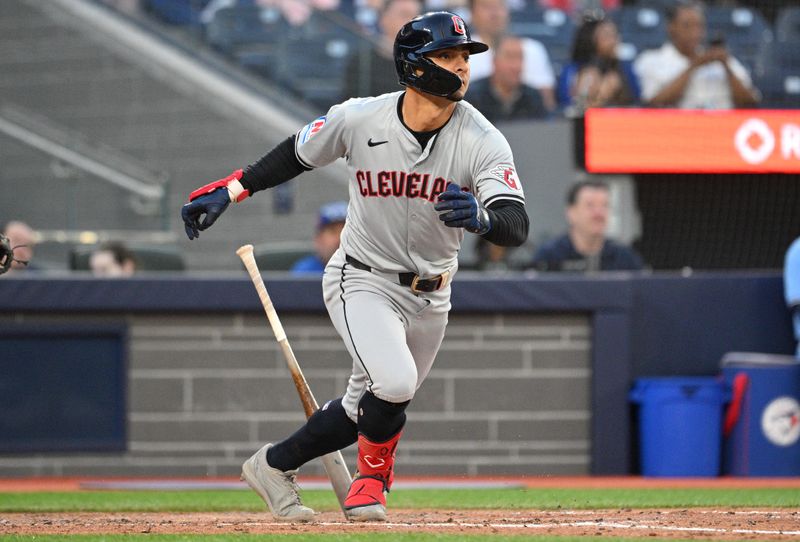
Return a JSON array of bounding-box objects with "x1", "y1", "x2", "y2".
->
[{"x1": 236, "y1": 244, "x2": 352, "y2": 514}]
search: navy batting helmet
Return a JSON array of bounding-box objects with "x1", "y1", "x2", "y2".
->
[{"x1": 394, "y1": 11, "x2": 488, "y2": 98}]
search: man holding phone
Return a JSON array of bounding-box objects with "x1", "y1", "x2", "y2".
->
[{"x1": 633, "y1": 0, "x2": 759, "y2": 109}]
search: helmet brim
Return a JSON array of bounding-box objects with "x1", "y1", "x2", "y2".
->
[{"x1": 416, "y1": 38, "x2": 489, "y2": 56}]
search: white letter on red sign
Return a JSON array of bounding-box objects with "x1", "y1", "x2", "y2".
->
[{"x1": 781, "y1": 124, "x2": 800, "y2": 160}]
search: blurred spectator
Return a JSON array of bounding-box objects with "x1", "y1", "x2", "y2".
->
[
  {"x1": 281, "y1": 0, "x2": 340, "y2": 26},
  {"x1": 89, "y1": 241, "x2": 138, "y2": 277},
  {"x1": 466, "y1": 35, "x2": 548, "y2": 122},
  {"x1": 291, "y1": 201, "x2": 348, "y2": 274},
  {"x1": 785, "y1": 237, "x2": 800, "y2": 357},
  {"x1": 530, "y1": 180, "x2": 644, "y2": 272},
  {"x1": 538, "y1": 0, "x2": 619, "y2": 17},
  {"x1": 202, "y1": 0, "x2": 339, "y2": 27},
  {"x1": 1, "y1": 221, "x2": 36, "y2": 274},
  {"x1": 633, "y1": 0, "x2": 759, "y2": 109},
  {"x1": 426, "y1": 0, "x2": 468, "y2": 10},
  {"x1": 343, "y1": 0, "x2": 422, "y2": 99},
  {"x1": 557, "y1": 16, "x2": 640, "y2": 111},
  {"x1": 351, "y1": 0, "x2": 385, "y2": 34},
  {"x1": 468, "y1": 0, "x2": 557, "y2": 111}
]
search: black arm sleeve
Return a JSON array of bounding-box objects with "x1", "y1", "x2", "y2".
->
[
  {"x1": 239, "y1": 135, "x2": 310, "y2": 195},
  {"x1": 482, "y1": 200, "x2": 529, "y2": 247}
]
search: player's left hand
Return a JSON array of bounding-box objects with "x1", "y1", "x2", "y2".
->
[{"x1": 434, "y1": 184, "x2": 491, "y2": 235}]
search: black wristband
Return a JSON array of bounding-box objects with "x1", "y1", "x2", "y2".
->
[
  {"x1": 482, "y1": 200, "x2": 529, "y2": 247},
  {"x1": 239, "y1": 135, "x2": 310, "y2": 195}
]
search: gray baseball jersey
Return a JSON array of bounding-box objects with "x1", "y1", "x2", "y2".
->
[{"x1": 296, "y1": 91, "x2": 525, "y2": 418}]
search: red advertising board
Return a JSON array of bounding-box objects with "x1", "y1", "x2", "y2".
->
[{"x1": 585, "y1": 109, "x2": 800, "y2": 173}]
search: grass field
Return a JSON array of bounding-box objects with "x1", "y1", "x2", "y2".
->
[
  {"x1": 1, "y1": 487, "x2": 799, "y2": 512},
  {"x1": 2, "y1": 485, "x2": 799, "y2": 541}
]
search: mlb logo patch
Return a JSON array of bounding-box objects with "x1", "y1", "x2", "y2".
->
[{"x1": 299, "y1": 116, "x2": 327, "y2": 144}]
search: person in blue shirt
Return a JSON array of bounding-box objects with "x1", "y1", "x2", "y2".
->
[
  {"x1": 290, "y1": 201, "x2": 348, "y2": 274},
  {"x1": 531, "y1": 180, "x2": 644, "y2": 272},
  {"x1": 785, "y1": 237, "x2": 800, "y2": 357}
]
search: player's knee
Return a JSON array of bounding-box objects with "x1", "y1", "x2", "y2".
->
[
  {"x1": 372, "y1": 363, "x2": 417, "y2": 403},
  {"x1": 358, "y1": 391, "x2": 410, "y2": 442},
  {"x1": 374, "y1": 376, "x2": 417, "y2": 403}
]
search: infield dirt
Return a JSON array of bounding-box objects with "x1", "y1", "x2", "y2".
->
[{"x1": 3, "y1": 508, "x2": 800, "y2": 539}]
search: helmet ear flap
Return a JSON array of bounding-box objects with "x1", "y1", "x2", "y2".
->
[{"x1": 398, "y1": 52, "x2": 463, "y2": 98}]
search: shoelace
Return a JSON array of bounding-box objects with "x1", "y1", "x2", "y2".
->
[{"x1": 285, "y1": 472, "x2": 303, "y2": 505}]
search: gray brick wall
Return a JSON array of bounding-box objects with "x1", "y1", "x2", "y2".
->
[{"x1": 0, "y1": 312, "x2": 590, "y2": 477}]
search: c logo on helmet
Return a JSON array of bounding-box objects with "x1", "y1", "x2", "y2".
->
[{"x1": 452, "y1": 15, "x2": 466, "y2": 35}]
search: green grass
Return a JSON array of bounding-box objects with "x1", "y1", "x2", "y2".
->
[{"x1": 0, "y1": 487, "x2": 797, "y2": 513}]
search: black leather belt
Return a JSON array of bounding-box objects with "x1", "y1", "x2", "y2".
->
[{"x1": 345, "y1": 254, "x2": 449, "y2": 294}]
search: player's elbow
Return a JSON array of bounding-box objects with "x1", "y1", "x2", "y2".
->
[
  {"x1": 506, "y1": 224, "x2": 529, "y2": 247},
  {"x1": 505, "y1": 211, "x2": 530, "y2": 247}
]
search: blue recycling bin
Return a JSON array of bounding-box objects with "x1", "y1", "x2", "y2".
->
[
  {"x1": 721, "y1": 352, "x2": 800, "y2": 476},
  {"x1": 630, "y1": 377, "x2": 727, "y2": 477}
]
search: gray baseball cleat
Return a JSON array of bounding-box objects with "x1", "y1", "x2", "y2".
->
[
  {"x1": 345, "y1": 503, "x2": 387, "y2": 522},
  {"x1": 344, "y1": 476, "x2": 388, "y2": 522},
  {"x1": 240, "y1": 443, "x2": 315, "y2": 522}
]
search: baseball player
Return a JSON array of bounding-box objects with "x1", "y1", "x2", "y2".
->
[{"x1": 181, "y1": 11, "x2": 529, "y2": 522}]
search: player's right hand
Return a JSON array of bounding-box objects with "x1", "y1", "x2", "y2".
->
[
  {"x1": 181, "y1": 188, "x2": 230, "y2": 240},
  {"x1": 181, "y1": 170, "x2": 249, "y2": 240}
]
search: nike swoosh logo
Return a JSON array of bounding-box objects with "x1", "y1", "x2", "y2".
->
[{"x1": 367, "y1": 138, "x2": 388, "y2": 147}]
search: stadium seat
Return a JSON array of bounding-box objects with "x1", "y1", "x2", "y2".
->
[
  {"x1": 70, "y1": 245, "x2": 186, "y2": 272},
  {"x1": 755, "y1": 68, "x2": 800, "y2": 108},
  {"x1": 280, "y1": 11, "x2": 363, "y2": 107},
  {"x1": 633, "y1": 0, "x2": 678, "y2": 11},
  {"x1": 757, "y1": 43, "x2": 800, "y2": 108},
  {"x1": 204, "y1": 4, "x2": 288, "y2": 78},
  {"x1": 252, "y1": 242, "x2": 314, "y2": 271},
  {"x1": 610, "y1": 6, "x2": 667, "y2": 58},
  {"x1": 508, "y1": 7, "x2": 575, "y2": 67},
  {"x1": 143, "y1": 0, "x2": 208, "y2": 26},
  {"x1": 705, "y1": 6, "x2": 772, "y2": 75},
  {"x1": 776, "y1": 7, "x2": 800, "y2": 44}
]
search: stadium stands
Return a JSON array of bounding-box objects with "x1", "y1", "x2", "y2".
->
[
  {"x1": 142, "y1": 0, "x2": 208, "y2": 27},
  {"x1": 756, "y1": 6, "x2": 800, "y2": 107},
  {"x1": 279, "y1": 11, "x2": 363, "y2": 107},
  {"x1": 252, "y1": 241, "x2": 315, "y2": 271},
  {"x1": 776, "y1": 6, "x2": 800, "y2": 44},
  {"x1": 131, "y1": 0, "x2": 799, "y2": 113},
  {"x1": 704, "y1": 5, "x2": 772, "y2": 74},
  {"x1": 508, "y1": 6, "x2": 575, "y2": 71},
  {"x1": 70, "y1": 244, "x2": 186, "y2": 271},
  {"x1": 204, "y1": 4, "x2": 288, "y2": 80},
  {"x1": 609, "y1": 5, "x2": 668, "y2": 59},
  {"x1": 0, "y1": 0, "x2": 347, "y2": 271}
]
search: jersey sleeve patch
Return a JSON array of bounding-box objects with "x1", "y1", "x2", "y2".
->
[
  {"x1": 487, "y1": 164, "x2": 521, "y2": 190},
  {"x1": 298, "y1": 116, "x2": 327, "y2": 145}
]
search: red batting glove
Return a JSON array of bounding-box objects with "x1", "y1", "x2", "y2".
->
[{"x1": 188, "y1": 169, "x2": 250, "y2": 203}]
